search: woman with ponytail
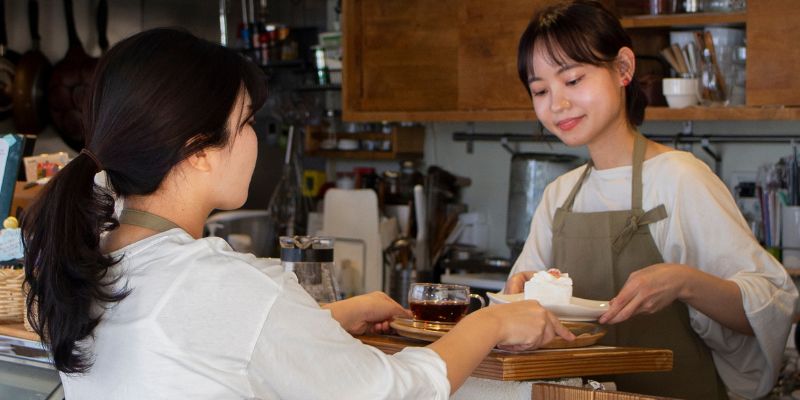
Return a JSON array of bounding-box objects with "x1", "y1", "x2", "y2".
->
[
  {"x1": 504, "y1": 1, "x2": 796, "y2": 399},
  {"x1": 22, "y1": 28, "x2": 573, "y2": 399}
]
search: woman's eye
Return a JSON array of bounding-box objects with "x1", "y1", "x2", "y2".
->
[
  {"x1": 531, "y1": 88, "x2": 547, "y2": 97},
  {"x1": 566, "y1": 76, "x2": 583, "y2": 86}
]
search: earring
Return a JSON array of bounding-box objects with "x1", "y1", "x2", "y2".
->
[{"x1": 622, "y1": 78, "x2": 630, "y2": 86}]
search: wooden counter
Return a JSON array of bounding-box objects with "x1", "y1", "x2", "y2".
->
[
  {"x1": 0, "y1": 323, "x2": 39, "y2": 342},
  {"x1": 359, "y1": 334, "x2": 673, "y2": 381}
]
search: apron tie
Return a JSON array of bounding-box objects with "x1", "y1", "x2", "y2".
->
[{"x1": 611, "y1": 205, "x2": 667, "y2": 254}]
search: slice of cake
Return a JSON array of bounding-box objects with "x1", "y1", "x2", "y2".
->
[{"x1": 524, "y1": 268, "x2": 573, "y2": 305}]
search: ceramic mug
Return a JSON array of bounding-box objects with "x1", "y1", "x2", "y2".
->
[{"x1": 408, "y1": 283, "x2": 486, "y2": 323}]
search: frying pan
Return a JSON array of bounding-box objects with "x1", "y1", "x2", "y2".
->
[
  {"x1": 0, "y1": 0, "x2": 20, "y2": 120},
  {"x1": 47, "y1": 0, "x2": 98, "y2": 151},
  {"x1": 12, "y1": 0, "x2": 52, "y2": 134}
]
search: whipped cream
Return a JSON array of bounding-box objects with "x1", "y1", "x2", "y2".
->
[{"x1": 524, "y1": 268, "x2": 573, "y2": 305}]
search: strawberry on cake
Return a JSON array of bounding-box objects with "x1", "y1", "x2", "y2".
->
[{"x1": 524, "y1": 268, "x2": 573, "y2": 306}]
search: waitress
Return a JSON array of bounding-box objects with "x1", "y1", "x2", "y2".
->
[{"x1": 504, "y1": 1, "x2": 797, "y2": 399}]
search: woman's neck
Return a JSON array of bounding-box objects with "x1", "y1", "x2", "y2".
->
[
  {"x1": 102, "y1": 194, "x2": 211, "y2": 253},
  {"x1": 586, "y1": 122, "x2": 638, "y2": 170}
]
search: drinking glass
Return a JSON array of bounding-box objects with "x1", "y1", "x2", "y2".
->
[{"x1": 408, "y1": 283, "x2": 486, "y2": 323}]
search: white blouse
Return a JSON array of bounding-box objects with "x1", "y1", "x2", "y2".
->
[
  {"x1": 511, "y1": 150, "x2": 798, "y2": 399},
  {"x1": 61, "y1": 230, "x2": 450, "y2": 399}
]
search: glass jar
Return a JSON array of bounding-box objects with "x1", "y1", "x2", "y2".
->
[{"x1": 280, "y1": 236, "x2": 339, "y2": 303}]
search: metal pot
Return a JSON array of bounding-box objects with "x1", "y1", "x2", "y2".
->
[{"x1": 506, "y1": 153, "x2": 581, "y2": 261}]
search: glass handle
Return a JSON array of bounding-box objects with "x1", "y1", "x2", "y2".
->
[{"x1": 469, "y1": 293, "x2": 487, "y2": 309}]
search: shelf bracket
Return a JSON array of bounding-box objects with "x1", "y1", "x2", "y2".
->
[{"x1": 465, "y1": 122, "x2": 475, "y2": 154}]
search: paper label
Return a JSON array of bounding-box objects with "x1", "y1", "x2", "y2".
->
[{"x1": 0, "y1": 228, "x2": 23, "y2": 261}]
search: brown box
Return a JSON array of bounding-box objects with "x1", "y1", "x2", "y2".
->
[
  {"x1": 9, "y1": 182, "x2": 43, "y2": 219},
  {"x1": 532, "y1": 383, "x2": 677, "y2": 400}
]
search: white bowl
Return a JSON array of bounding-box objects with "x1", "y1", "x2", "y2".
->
[
  {"x1": 663, "y1": 78, "x2": 699, "y2": 108},
  {"x1": 665, "y1": 94, "x2": 698, "y2": 109}
]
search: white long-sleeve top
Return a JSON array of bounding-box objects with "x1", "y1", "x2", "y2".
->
[
  {"x1": 61, "y1": 230, "x2": 450, "y2": 399},
  {"x1": 510, "y1": 150, "x2": 798, "y2": 399}
]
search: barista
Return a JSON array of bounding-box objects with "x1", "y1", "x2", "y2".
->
[{"x1": 504, "y1": 1, "x2": 797, "y2": 399}]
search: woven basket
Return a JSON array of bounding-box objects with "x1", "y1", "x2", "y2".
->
[{"x1": 0, "y1": 269, "x2": 25, "y2": 323}]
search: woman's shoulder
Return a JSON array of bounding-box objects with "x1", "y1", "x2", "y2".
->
[{"x1": 644, "y1": 150, "x2": 718, "y2": 186}]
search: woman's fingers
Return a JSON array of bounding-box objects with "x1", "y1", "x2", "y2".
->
[
  {"x1": 602, "y1": 293, "x2": 644, "y2": 325},
  {"x1": 504, "y1": 271, "x2": 535, "y2": 294}
]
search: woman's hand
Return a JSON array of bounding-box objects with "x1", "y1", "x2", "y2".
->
[
  {"x1": 504, "y1": 271, "x2": 535, "y2": 294},
  {"x1": 598, "y1": 263, "x2": 692, "y2": 325},
  {"x1": 322, "y1": 291, "x2": 411, "y2": 335},
  {"x1": 490, "y1": 300, "x2": 575, "y2": 352}
]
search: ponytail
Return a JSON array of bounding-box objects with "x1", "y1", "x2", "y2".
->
[{"x1": 22, "y1": 153, "x2": 126, "y2": 374}]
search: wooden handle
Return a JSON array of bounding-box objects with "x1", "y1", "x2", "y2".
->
[
  {"x1": 671, "y1": 44, "x2": 688, "y2": 76},
  {"x1": 660, "y1": 48, "x2": 681, "y2": 75},
  {"x1": 704, "y1": 31, "x2": 728, "y2": 100}
]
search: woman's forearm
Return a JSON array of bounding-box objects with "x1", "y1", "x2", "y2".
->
[
  {"x1": 426, "y1": 308, "x2": 500, "y2": 393},
  {"x1": 679, "y1": 267, "x2": 754, "y2": 336}
]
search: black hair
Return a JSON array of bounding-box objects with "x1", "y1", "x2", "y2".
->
[
  {"x1": 517, "y1": 0, "x2": 647, "y2": 126},
  {"x1": 22, "y1": 28, "x2": 267, "y2": 374}
]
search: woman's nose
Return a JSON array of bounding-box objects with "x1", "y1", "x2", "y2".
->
[{"x1": 550, "y1": 94, "x2": 571, "y2": 113}]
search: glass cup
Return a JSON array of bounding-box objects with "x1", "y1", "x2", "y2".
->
[{"x1": 408, "y1": 283, "x2": 486, "y2": 323}]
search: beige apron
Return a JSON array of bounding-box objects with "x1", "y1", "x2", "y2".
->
[{"x1": 551, "y1": 134, "x2": 727, "y2": 399}]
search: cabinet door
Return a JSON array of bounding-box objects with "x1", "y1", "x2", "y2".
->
[
  {"x1": 457, "y1": 0, "x2": 540, "y2": 111},
  {"x1": 342, "y1": 0, "x2": 459, "y2": 114},
  {"x1": 746, "y1": 1, "x2": 800, "y2": 106}
]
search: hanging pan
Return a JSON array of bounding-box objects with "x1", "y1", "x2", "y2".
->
[
  {"x1": 13, "y1": 0, "x2": 52, "y2": 134},
  {"x1": 0, "y1": 0, "x2": 20, "y2": 120},
  {"x1": 47, "y1": 0, "x2": 98, "y2": 151}
]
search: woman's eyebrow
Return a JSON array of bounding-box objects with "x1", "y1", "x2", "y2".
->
[{"x1": 527, "y1": 63, "x2": 580, "y2": 84}]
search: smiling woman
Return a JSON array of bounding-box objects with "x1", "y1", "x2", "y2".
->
[{"x1": 505, "y1": 1, "x2": 798, "y2": 399}]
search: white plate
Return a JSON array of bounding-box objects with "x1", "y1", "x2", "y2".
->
[{"x1": 486, "y1": 292, "x2": 609, "y2": 322}]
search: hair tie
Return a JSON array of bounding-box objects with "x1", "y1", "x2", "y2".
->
[{"x1": 80, "y1": 149, "x2": 103, "y2": 173}]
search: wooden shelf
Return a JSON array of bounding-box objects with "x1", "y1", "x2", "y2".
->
[
  {"x1": 621, "y1": 11, "x2": 746, "y2": 28},
  {"x1": 645, "y1": 106, "x2": 800, "y2": 121},
  {"x1": 345, "y1": 106, "x2": 800, "y2": 122},
  {"x1": 304, "y1": 125, "x2": 425, "y2": 160}
]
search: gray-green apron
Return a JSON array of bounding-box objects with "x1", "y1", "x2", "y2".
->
[
  {"x1": 551, "y1": 134, "x2": 727, "y2": 399},
  {"x1": 118, "y1": 209, "x2": 181, "y2": 233}
]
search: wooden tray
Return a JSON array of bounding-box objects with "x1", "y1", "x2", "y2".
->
[
  {"x1": 359, "y1": 334, "x2": 672, "y2": 381},
  {"x1": 390, "y1": 317, "x2": 606, "y2": 349}
]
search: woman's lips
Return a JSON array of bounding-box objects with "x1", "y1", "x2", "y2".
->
[{"x1": 555, "y1": 116, "x2": 583, "y2": 131}]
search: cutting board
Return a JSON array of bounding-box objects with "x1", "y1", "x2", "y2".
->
[
  {"x1": 322, "y1": 189, "x2": 382, "y2": 294},
  {"x1": 358, "y1": 334, "x2": 673, "y2": 381}
]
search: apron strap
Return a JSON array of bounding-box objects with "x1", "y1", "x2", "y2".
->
[
  {"x1": 612, "y1": 133, "x2": 668, "y2": 253},
  {"x1": 631, "y1": 133, "x2": 646, "y2": 211},
  {"x1": 553, "y1": 162, "x2": 593, "y2": 234},
  {"x1": 611, "y1": 204, "x2": 667, "y2": 254},
  {"x1": 119, "y1": 209, "x2": 181, "y2": 233},
  {"x1": 561, "y1": 162, "x2": 593, "y2": 212}
]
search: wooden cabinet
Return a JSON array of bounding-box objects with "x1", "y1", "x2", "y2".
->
[{"x1": 342, "y1": 1, "x2": 800, "y2": 121}]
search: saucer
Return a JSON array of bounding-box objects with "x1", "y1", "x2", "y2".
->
[
  {"x1": 389, "y1": 317, "x2": 606, "y2": 349},
  {"x1": 486, "y1": 292, "x2": 609, "y2": 322}
]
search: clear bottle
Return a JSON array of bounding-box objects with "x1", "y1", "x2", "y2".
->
[{"x1": 320, "y1": 109, "x2": 339, "y2": 150}]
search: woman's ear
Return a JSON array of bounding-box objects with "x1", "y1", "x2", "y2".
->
[
  {"x1": 186, "y1": 149, "x2": 213, "y2": 172},
  {"x1": 616, "y1": 47, "x2": 636, "y2": 86}
]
